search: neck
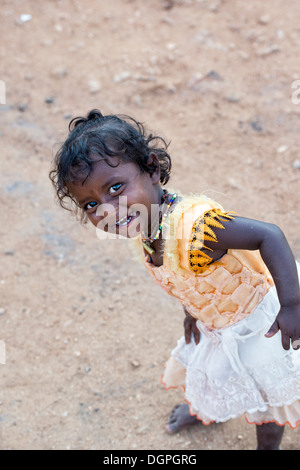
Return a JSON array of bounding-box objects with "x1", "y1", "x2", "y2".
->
[{"x1": 142, "y1": 190, "x2": 177, "y2": 254}]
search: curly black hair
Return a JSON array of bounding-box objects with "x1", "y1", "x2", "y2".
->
[{"x1": 49, "y1": 109, "x2": 172, "y2": 219}]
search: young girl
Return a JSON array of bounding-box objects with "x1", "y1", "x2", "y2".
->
[{"x1": 50, "y1": 109, "x2": 300, "y2": 450}]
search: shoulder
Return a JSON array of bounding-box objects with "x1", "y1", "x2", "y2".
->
[
  {"x1": 163, "y1": 193, "x2": 235, "y2": 273},
  {"x1": 188, "y1": 209, "x2": 235, "y2": 273}
]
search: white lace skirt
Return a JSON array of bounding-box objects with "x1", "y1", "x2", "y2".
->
[{"x1": 162, "y1": 263, "x2": 300, "y2": 428}]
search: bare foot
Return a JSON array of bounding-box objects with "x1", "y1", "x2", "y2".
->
[{"x1": 165, "y1": 404, "x2": 200, "y2": 434}]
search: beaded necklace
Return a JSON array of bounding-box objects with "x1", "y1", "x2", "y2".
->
[{"x1": 142, "y1": 192, "x2": 177, "y2": 255}]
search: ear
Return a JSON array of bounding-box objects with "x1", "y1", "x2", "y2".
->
[{"x1": 147, "y1": 153, "x2": 161, "y2": 184}]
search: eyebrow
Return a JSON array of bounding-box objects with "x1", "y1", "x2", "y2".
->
[
  {"x1": 78, "y1": 177, "x2": 122, "y2": 207},
  {"x1": 78, "y1": 196, "x2": 92, "y2": 207}
]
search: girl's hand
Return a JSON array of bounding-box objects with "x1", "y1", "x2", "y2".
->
[
  {"x1": 183, "y1": 308, "x2": 200, "y2": 345},
  {"x1": 265, "y1": 304, "x2": 300, "y2": 350}
]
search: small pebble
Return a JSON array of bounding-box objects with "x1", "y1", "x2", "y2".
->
[
  {"x1": 131, "y1": 359, "x2": 140, "y2": 368},
  {"x1": 88, "y1": 80, "x2": 101, "y2": 94},
  {"x1": 257, "y1": 44, "x2": 280, "y2": 57},
  {"x1": 250, "y1": 117, "x2": 263, "y2": 132},
  {"x1": 205, "y1": 70, "x2": 222, "y2": 81},
  {"x1": 277, "y1": 145, "x2": 288, "y2": 153},
  {"x1": 226, "y1": 94, "x2": 240, "y2": 103},
  {"x1": 45, "y1": 96, "x2": 54, "y2": 104},
  {"x1": 113, "y1": 71, "x2": 131, "y2": 83},
  {"x1": 292, "y1": 159, "x2": 300, "y2": 169},
  {"x1": 18, "y1": 103, "x2": 27, "y2": 112},
  {"x1": 258, "y1": 14, "x2": 270, "y2": 25},
  {"x1": 51, "y1": 67, "x2": 68, "y2": 79},
  {"x1": 19, "y1": 14, "x2": 32, "y2": 23}
]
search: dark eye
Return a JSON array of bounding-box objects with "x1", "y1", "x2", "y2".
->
[
  {"x1": 109, "y1": 183, "x2": 122, "y2": 195},
  {"x1": 85, "y1": 201, "x2": 98, "y2": 211}
]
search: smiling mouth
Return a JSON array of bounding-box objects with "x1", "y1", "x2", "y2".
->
[{"x1": 116, "y1": 211, "x2": 139, "y2": 228}]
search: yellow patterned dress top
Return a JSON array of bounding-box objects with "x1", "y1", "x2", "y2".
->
[{"x1": 144, "y1": 194, "x2": 274, "y2": 330}]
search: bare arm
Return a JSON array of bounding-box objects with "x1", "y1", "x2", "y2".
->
[{"x1": 205, "y1": 216, "x2": 300, "y2": 350}]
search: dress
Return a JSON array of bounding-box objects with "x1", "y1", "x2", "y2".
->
[{"x1": 138, "y1": 193, "x2": 300, "y2": 428}]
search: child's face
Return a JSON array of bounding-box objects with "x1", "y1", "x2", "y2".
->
[{"x1": 68, "y1": 157, "x2": 162, "y2": 238}]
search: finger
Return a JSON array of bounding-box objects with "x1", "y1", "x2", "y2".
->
[
  {"x1": 193, "y1": 326, "x2": 200, "y2": 345},
  {"x1": 265, "y1": 320, "x2": 279, "y2": 338},
  {"x1": 281, "y1": 332, "x2": 291, "y2": 351},
  {"x1": 184, "y1": 323, "x2": 192, "y2": 344}
]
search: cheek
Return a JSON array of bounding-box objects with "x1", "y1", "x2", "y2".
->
[
  {"x1": 88, "y1": 211, "x2": 110, "y2": 228},
  {"x1": 87, "y1": 213, "x2": 99, "y2": 227},
  {"x1": 88, "y1": 209, "x2": 117, "y2": 232}
]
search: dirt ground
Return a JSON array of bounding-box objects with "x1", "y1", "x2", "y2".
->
[{"x1": 1, "y1": 0, "x2": 300, "y2": 450}]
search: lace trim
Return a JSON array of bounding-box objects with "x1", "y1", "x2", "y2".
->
[{"x1": 180, "y1": 354, "x2": 300, "y2": 426}]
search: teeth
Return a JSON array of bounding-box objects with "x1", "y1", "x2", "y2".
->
[
  {"x1": 119, "y1": 218, "x2": 130, "y2": 226},
  {"x1": 116, "y1": 211, "x2": 138, "y2": 226},
  {"x1": 116, "y1": 215, "x2": 131, "y2": 226}
]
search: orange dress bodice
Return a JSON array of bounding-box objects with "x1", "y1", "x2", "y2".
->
[{"x1": 141, "y1": 194, "x2": 274, "y2": 330}]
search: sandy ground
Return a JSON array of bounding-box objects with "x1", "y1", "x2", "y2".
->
[{"x1": 1, "y1": 0, "x2": 300, "y2": 450}]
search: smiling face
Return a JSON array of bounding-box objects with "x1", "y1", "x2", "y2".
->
[{"x1": 67, "y1": 155, "x2": 163, "y2": 238}]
